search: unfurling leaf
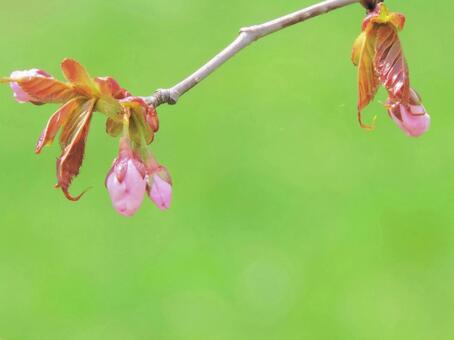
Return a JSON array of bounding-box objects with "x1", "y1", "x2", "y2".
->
[
  {"x1": 56, "y1": 99, "x2": 96, "y2": 201},
  {"x1": 353, "y1": 27, "x2": 379, "y2": 127},
  {"x1": 374, "y1": 24, "x2": 409, "y2": 102},
  {"x1": 352, "y1": 32, "x2": 365, "y2": 66},
  {"x1": 35, "y1": 98, "x2": 84, "y2": 154},
  {"x1": 61, "y1": 58, "x2": 98, "y2": 97},
  {"x1": 11, "y1": 76, "x2": 76, "y2": 104},
  {"x1": 352, "y1": 3, "x2": 429, "y2": 136}
]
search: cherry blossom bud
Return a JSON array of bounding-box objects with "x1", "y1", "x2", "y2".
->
[
  {"x1": 388, "y1": 89, "x2": 431, "y2": 137},
  {"x1": 106, "y1": 138, "x2": 147, "y2": 216},
  {"x1": 147, "y1": 166, "x2": 172, "y2": 210},
  {"x1": 10, "y1": 69, "x2": 51, "y2": 103}
]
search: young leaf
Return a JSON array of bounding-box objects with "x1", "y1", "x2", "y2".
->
[
  {"x1": 61, "y1": 58, "x2": 99, "y2": 97},
  {"x1": 56, "y1": 99, "x2": 96, "y2": 200},
  {"x1": 14, "y1": 77, "x2": 75, "y2": 104},
  {"x1": 374, "y1": 24, "x2": 410, "y2": 102},
  {"x1": 35, "y1": 97, "x2": 84, "y2": 154},
  {"x1": 355, "y1": 27, "x2": 379, "y2": 127}
]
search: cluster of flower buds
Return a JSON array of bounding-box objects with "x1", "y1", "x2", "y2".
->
[
  {"x1": 1, "y1": 59, "x2": 172, "y2": 216},
  {"x1": 106, "y1": 138, "x2": 172, "y2": 216},
  {"x1": 352, "y1": 3, "x2": 430, "y2": 136}
]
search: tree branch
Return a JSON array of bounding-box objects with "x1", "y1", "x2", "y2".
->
[{"x1": 144, "y1": 0, "x2": 360, "y2": 108}]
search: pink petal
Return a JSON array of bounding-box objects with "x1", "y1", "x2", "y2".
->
[
  {"x1": 389, "y1": 103, "x2": 430, "y2": 137},
  {"x1": 106, "y1": 159, "x2": 146, "y2": 216},
  {"x1": 10, "y1": 69, "x2": 51, "y2": 103},
  {"x1": 10, "y1": 82, "x2": 33, "y2": 103},
  {"x1": 95, "y1": 76, "x2": 130, "y2": 99},
  {"x1": 149, "y1": 174, "x2": 172, "y2": 210}
]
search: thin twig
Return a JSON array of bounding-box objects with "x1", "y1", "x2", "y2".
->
[{"x1": 144, "y1": 0, "x2": 360, "y2": 107}]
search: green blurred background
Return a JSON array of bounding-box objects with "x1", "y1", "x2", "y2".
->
[{"x1": 0, "y1": 0, "x2": 453, "y2": 339}]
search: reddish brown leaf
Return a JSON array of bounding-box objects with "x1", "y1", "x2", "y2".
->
[
  {"x1": 61, "y1": 59, "x2": 91, "y2": 84},
  {"x1": 355, "y1": 27, "x2": 379, "y2": 128},
  {"x1": 35, "y1": 97, "x2": 84, "y2": 154},
  {"x1": 56, "y1": 99, "x2": 96, "y2": 201},
  {"x1": 17, "y1": 77, "x2": 76, "y2": 104},
  {"x1": 374, "y1": 24, "x2": 410, "y2": 103},
  {"x1": 146, "y1": 105, "x2": 159, "y2": 133},
  {"x1": 95, "y1": 77, "x2": 130, "y2": 99},
  {"x1": 352, "y1": 32, "x2": 365, "y2": 67},
  {"x1": 61, "y1": 58, "x2": 98, "y2": 97}
]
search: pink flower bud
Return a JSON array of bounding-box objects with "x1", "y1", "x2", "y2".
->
[
  {"x1": 106, "y1": 139, "x2": 146, "y2": 216},
  {"x1": 10, "y1": 69, "x2": 51, "y2": 103},
  {"x1": 388, "y1": 89, "x2": 431, "y2": 137},
  {"x1": 147, "y1": 166, "x2": 172, "y2": 210}
]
